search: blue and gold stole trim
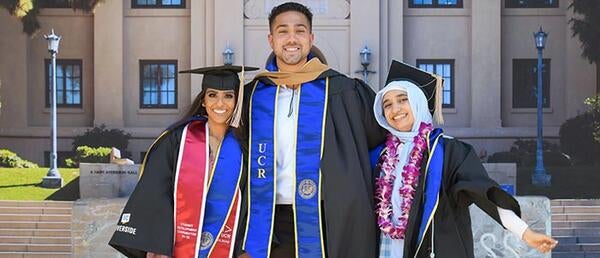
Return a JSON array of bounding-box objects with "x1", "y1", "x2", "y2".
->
[
  {"x1": 199, "y1": 130, "x2": 244, "y2": 257},
  {"x1": 414, "y1": 128, "x2": 445, "y2": 257},
  {"x1": 293, "y1": 79, "x2": 328, "y2": 258},
  {"x1": 244, "y1": 78, "x2": 328, "y2": 258}
]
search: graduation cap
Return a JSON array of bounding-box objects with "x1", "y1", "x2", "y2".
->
[
  {"x1": 179, "y1": 65, "x2": 259, "y2": 127},
  {"x1": 385, "y1": 60, "x2": 444, "y2": 124}
]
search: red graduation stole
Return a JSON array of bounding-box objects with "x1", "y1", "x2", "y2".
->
[{"x1": 173, "y1": 120, "x2": 243, "y2": 257}]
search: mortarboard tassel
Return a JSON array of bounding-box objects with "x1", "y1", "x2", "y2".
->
[
  {"x1": 433, "y1": 74, "x2": 444, "y2": 125},
  {"x1": 229, "y1": 66, "x2": 245, "y2": 128}
]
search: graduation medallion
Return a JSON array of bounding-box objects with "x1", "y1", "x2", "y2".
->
[
  {"x1": 200, "y1": 232, "x2": 214, "y2": 250},
  {"x1": 298, "y1": 179, "x2": 317, "y2": 199}
]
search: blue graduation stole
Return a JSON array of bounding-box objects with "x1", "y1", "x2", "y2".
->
[
  {"x1": 244, "y1": 61, "x2": 328, "y2": 258},
  {"x1": 198, "y1": 130, "x2": 244, "y2": 257},
  {"x1": 415, "y1": 128, "x2": 445, "y2": 253}
]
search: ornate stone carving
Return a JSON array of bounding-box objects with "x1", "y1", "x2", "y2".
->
[{"x1": 244, "y1": 0, "x2": 350, "y2": 19}]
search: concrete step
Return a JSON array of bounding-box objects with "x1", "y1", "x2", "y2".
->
[
  {"x1": 0, "y1": 244, "x2": 71, "y2": 253},
  {"x1": 0, "y1": 253, "x2": 72, "y2": 258},
  {"x1": 0, "y1": 229, "x2": 70, "y2": 237},
  {"x1": 0, "y1": 222, "x2": 70, "y2": 230},
  {"x1": 0, "y1": 207, "x2": 71, "y2": 215},
  {"x1": 0, "y1": 214, "x2": 70, "y2": 222},
  {"x1": 0, "y1": 201, "x2": 73, "y2": 208},
  {"x1": 553, "y1": 214, "x2": 600, "y2": 221},
  {"x1": 552, "y1": 199, "x2": 600, "y2": 206},
  {"x1": 553, "y1": 221, "x2": 600, "y2": 228},
  {"x1": 552, "y1": 252, "x2": 600, "y2": 258},
  {"x1": 553, "y1": 228, "x2": 600, "y2": 237},
  {"x1": 554, "y1": 243, "x2": 600, "y2": 252},
  {"x1": 0, "y1": 236, "x2": 71, "y2": 245},
  {"x1": 553, "y1": 206, "x2": 600, "y2": 214},
  {"x1": 555, "y1": 236, "x2": 600, "y2": 245}
]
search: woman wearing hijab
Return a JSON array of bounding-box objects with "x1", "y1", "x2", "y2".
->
[
  {"x1": 109, "y1": 65, "x2": 258, "y2": 258},
  {"x1": 373, "y1": 60, "x2": 558, "y2": 258}
]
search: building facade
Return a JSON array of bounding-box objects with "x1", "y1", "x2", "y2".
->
[{"x1": 0, "y1": 0, "x2": 596, "y2": 165}]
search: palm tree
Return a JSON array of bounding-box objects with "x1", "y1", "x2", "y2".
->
[
  {"x1": 570, "y1": 0, "x2": 600, "y2": 93},
  {"x1": 0, "y1": 0, "x2": 102, "y2": 36}
]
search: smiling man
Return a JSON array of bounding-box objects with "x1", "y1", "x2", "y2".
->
[{"x1": 239, "y1": 2, "x2": 386, "y2": 258}]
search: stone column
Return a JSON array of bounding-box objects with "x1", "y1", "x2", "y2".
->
[
  {"x1": 214, "y1": 0, "x2": 244, "y2": 66},
  {"x1": 381, "y1": 0, "x2": 404, "y2": 90},
  {"x1": 471, "y1": 0, "x2": 502, "y2": 127},
  {"x1": 190, "y1": 0, "x2": 207, "y2": 101},
  {"x1": 350, "y1": 0, "x2": 380, "y2": 89},
  {"x1": 94, "y1": 1, "x2": 124, "y2": 127}
]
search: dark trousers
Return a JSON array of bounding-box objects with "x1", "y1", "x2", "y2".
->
[{"x1": 271, "y1": 205, "x2": 296, "y2": 258}]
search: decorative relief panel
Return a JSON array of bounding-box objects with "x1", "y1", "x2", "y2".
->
[{"x1": 244, "y1": 0, "x2": 350, "y2": 19}]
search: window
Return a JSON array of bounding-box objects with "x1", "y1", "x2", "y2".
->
[
  {"x1": 132, "y1": 0, "x2": 185, "y2": 8},
  {"x1": 512, "y1": 59, "x2": 551, "y2": 108},
  {"x1": 45, "y1": 59, "x2": 82, "y2": 108},
  {"x1": 417, "y1": 59, "x2": 455, "y2": 108},
  {"x1": 140, "y1": 60, "x2": 178, "y2": 109},
  {"x1": 39, "y1": 0, "x2": 71, "y2": 8},
  {"x1": 409, "y1": 0, "x2": 463, "y2": 8},
  {"x1": 505, "y1": 0, "x2": 558, "y2": 8}
]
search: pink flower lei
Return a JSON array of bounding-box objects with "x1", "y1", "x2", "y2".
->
[{"x1": 375, "y1": 122, "x2": 432, "y2": 239}]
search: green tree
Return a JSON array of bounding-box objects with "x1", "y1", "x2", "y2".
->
[
  {"x1": 570, "y1": 0, "x2": 600, "y2": 93},
  {"x1": 0, "y1": 0, "x2": 102, "y2": 36},
  {"x1": 584, "y1": 95, "x2": 600, "y2": 143}
]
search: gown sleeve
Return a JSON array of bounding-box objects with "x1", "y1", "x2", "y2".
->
[
  {"x1": 109, "y1": 129, "x2": 180, "y2": 257},
  {"x1": 353, "y1": 78, "x2": 387, "y2": 149},
  {"x1": 445, "y1": 139, "x2": 522, "y2": 226}
]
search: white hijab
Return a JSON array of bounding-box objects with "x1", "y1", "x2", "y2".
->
[
  {"x1": 373, "y1": 80, "x2": 433, "y2": 140},
  {"x1": 373, "y1": 80, "x2": 433, "y2": 257}
]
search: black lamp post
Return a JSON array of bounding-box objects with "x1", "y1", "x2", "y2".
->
[
  {"x1": 42, "y1": 29, "x2": 63, "y2": 188},
  {"x1": 531, "y1": 26, "x2": 551, "y2": 186}
]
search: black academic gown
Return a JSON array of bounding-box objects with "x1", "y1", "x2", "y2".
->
[
  {"x1": 108, "y1": 123, "x2": 248, "y2": 258},
  {"x1": 376, "y1": 137, "x2": 522, "y2": 258},
  {"x1": 240, "y1": 69, "x2": 387, "y2": 258}
]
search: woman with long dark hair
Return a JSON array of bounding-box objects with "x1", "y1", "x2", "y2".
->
[{"x1": 110, "y1": 65, "x2": 257, "y2": 258}]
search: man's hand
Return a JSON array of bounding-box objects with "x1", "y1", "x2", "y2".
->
[{"x1": 522, "y1": 228, "x2": 558, "y2": 253}]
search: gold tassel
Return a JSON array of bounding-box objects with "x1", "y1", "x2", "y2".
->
[
  {"x1": 433, "y1": 74, "x2": 444, "y2": 125},
  {"x1": 229, "y1": 66, "x2": 245, "y2": 128}
]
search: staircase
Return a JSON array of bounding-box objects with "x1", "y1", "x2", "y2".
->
[
  {"x1": 552, "y1": 199, "x2": 600, "y2": 258},
  {"x1": 0, "y1": 201, "x2": 73, "y2": 258}
]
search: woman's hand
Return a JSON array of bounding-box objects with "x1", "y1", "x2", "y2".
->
[
  {"x1": 238, "y1": 253, "x2": 252, "y2": 258},
  {"x1": 522, "y1": 228, "x2": 558, "y2": 253},
  {"x1": 147, "y1": 252, "x2": 170, "y2": 258}
]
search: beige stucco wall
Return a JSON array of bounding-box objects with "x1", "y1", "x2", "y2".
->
[
  {"x1": 0, "y1": 11, "x2": 30, "y2": 129},
  {"x1": 123, "y1": 7, "x2": 191, "y2": 128}
]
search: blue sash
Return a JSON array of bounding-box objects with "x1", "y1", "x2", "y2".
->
[
  {"x1": 415, "y1": 128, "x2": 445, "y2": 251},
  {"x1": 244, "y1": 77, "x2": 328, "y2": 258},
  {"x1": 199, "y1": 131, "x2": 244, "y2": 257}
]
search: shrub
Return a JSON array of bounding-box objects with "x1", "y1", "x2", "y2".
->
[
  {"x1": 69, "y1": 146, "x2": 112, "y2": 166},
  {"x1": 487, "y1": 139, "x2": 571, "y2": 167},
  {"x1": 559, "y1": 111, "x2": 600, "y2": 165},
  {"x1": 72, "y1": 124, "x2": 131, "y2": 151},
  {"x1": 0, "y1": 149, "x2": 38, "y2": 168}
]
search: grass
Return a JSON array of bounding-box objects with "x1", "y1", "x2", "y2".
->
[
  {"x1": 0, "y1": 167, "x2": 79, "y2": 200},
  {"x1": 517, "y1": 165, "x2": 600, "y2": 199}
]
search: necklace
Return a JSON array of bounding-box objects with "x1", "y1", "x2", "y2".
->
[{"x1": 375, "y1": 122, "x2": 432, "y2": 239}]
